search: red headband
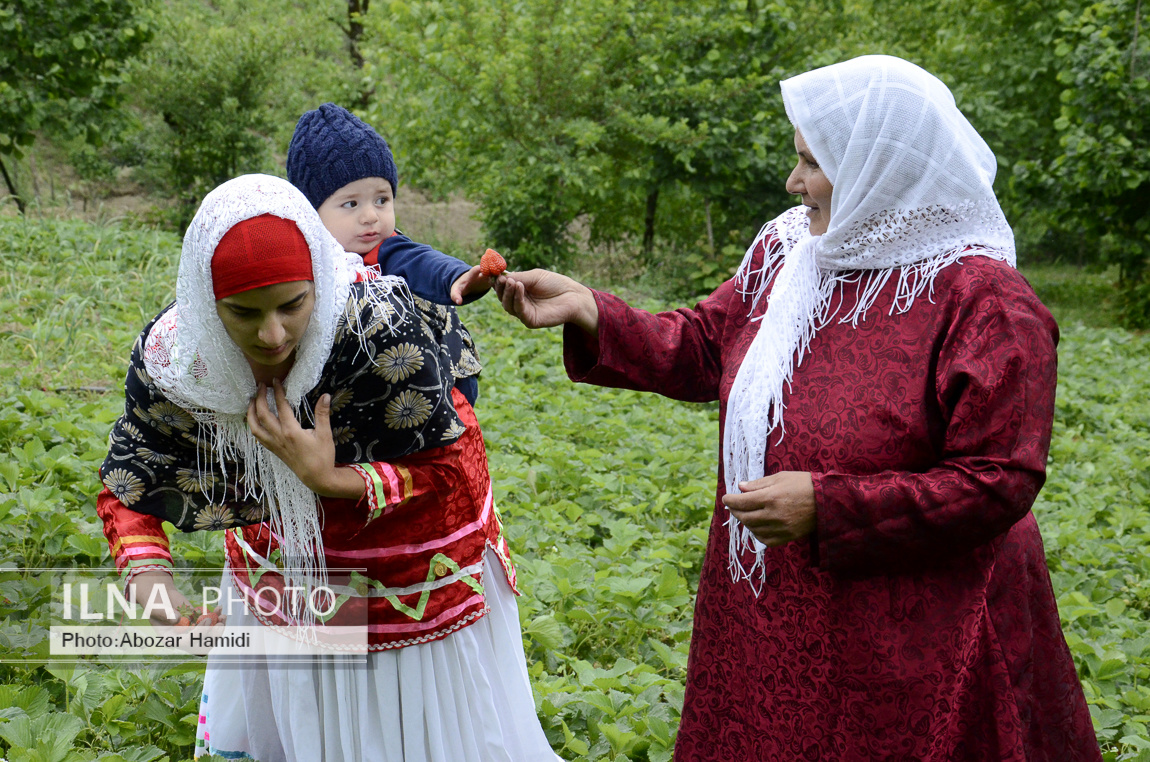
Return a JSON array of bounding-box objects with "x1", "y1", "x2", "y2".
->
[{"x1": 211, "y1": 214, "x2": 314, "y2": 300}]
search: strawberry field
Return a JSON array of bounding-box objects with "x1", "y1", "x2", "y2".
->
[{"x1": 1, "y1": 217, "x2": 1148, "y2": 760}]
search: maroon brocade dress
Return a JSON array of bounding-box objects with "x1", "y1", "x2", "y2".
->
[{"x1": 563, "y1": 244, "x2": 1101, "y2": 760}]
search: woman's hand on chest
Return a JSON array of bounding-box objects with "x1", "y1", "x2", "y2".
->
[{"x1": 247, "y1": 380, "x2": 365, "y2": 500}]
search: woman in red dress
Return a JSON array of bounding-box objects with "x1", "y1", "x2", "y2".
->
[
  {"x1": 495, "y1": 55, "x2": 1100, "y2": 761},
  {"x1": 97, "y1": 174, "x2": 556, "y2": 761}
]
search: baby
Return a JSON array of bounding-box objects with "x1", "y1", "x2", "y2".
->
[{"x1": 287, "y1": 103, "x2": 488, "y2": 403}]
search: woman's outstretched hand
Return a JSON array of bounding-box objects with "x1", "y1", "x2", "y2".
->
[
  {"x1": 494, "y1": 269, "x2": 599, "y2": 334},
  {"x1": 247, "y1": 380, "x2": 364, "y2": 499},
  {"x1": 722, "y1": 471, "x2": 817, "y2": 547}
]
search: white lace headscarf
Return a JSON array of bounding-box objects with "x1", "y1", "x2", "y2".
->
[
  {"x1": 722, "y1": 55, "x2": 1016, "y2": 590},
  {"x1": 144, "y1": 173, "x2": 409, "y2": 628}
]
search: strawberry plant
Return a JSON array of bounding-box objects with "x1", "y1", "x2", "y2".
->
[{"x1": 1, "y1": 215, "x2": 1147, "y2": 760}]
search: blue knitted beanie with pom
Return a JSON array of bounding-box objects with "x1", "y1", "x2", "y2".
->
[{"x1": 286, "y1": 103, "x2": 398, "y2": 208}]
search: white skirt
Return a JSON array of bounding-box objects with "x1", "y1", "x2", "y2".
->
[{"x1": 194, "y1": 550, "x2": 558, "y2": 761}]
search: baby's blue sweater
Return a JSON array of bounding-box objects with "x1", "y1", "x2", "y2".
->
[{"x1": 373, "y1": 233, "x2": 481, "y2": 405}]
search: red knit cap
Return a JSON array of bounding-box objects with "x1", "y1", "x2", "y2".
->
[{"x1": 211, "y1": 214, "x2": 314, "y2": 300}]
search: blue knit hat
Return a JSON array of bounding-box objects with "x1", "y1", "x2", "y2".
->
[{"x1": 286, "y1": 103, "x2": 398, "y2": 208}]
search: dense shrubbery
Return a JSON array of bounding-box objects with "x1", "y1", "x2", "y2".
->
[
  {"x1": 361, "y1": 0, "x2": 825, "y2": 272},
  {"x1": 115, "y1": 0, "x2": 361, "y2": 229},
  {"x1": 837, "y1": 0, "x2": 1150, "y2": 324},
  {"x1": 0, "y1": 0, "x2": 150, "y2": 213},
  {"x1": 3, "y1": 0, "x2": 1146, "y2": 314}
]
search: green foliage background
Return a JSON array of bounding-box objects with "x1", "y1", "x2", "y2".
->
[
  {"x1": 4, "y1": 0, "x2": 1145, "y2": 315},
  {"x1": 0, "y1": 0, "x2": 150, "y2": 214},
  {"x1": 361, "y1": 0, "x2": 822, "y2": 271},
  {"x1": 831, "y1": 0, "x2": 1150, "y2": 324},
  {"x1": 0, "y1": 218, "x2": 1148, "y2": 760},
  {"x1": 0, "y1": 0, "x2": 149, "y2": 154},
  {"x1": 1, "y1": 0, "x2": 1148, "y2": 758}
]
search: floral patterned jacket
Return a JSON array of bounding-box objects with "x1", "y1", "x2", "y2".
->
[{"x1": 97, "y1": 281, "x2": 514, "y2": 648}]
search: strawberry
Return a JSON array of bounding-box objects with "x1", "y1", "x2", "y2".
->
[
  {"x1": 480, "y1": 248, "x2": 506, "y2": 277},
  {"x1": 176, "y1": 616, "x2": 191, "y2": 628},
  {"x1": 196, "y1": 614, "x2": 213, "y2": 627}
]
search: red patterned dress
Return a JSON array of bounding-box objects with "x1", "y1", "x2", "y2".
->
[
  {"x1": 97, "y1": 389, "x2": 559, "y2": 760},
  {"x1": 564, "y1": 239, "x2": 1101, "y2": 760},
  {"x1": 97, "y1": 389, "x2": 517, "y2": 650}
]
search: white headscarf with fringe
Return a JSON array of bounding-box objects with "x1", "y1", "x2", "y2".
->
[
  {"x1": 722, "y1": 55, "x2": 1016, "y2": 591},
  {"x1": 143, "y1": 174, "x2": 410, "y2": 629}
]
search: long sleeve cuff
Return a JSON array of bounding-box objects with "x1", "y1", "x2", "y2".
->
[
  {"x1": 96, "y1": 488, "x2": 174, "y2": 582},
  {"x1": 346, "y1": 462, "x2": 416, "y2": 527}
]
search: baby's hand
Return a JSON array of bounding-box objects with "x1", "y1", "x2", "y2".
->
[{"x1": 450, "y1": 265, "x2": 492, "y2": 305}]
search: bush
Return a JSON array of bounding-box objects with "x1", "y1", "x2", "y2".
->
[
  {"x1": 0, "y1": 0, "x2": 149, "y2": 212},
  {"x1": 362, "y1": 0, "x2": 836, "y2": 270},
  {"x1": 124, "y1": 22, "x2": 283, "y2": 228},
  {"x1": 112, "y1": 0, "x2": 358, "y2": 229}
]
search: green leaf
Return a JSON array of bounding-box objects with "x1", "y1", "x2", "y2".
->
[
  {"x1": 1118, "y1": 733, "x2": 1150, "y2": 749},
  {"x1": 1093, "y1": 707, "x2": 1127, "y2": 731},
  {"x1": 0, "y1": 685, "x2": 51, "y2": 720},
  {"x1": 524, "y1": 614, "x2": 564, "y2": 650},
  {"x1": 66, "y1": 534, "x2": 107, "y2": 559},
  {"x1": 1097, "y1": 658, "x2": 1129, "y2": 681},
  {"x1": 648, "y1": 715, "x2": 672, "y2": 744},
  {"x1": 0, "y1": 712, "x2": 85, "y2": 758},
  {"x1": 577, "y1": 691, "x2": 617, "y2": 717},
  {"x1": 601, "y1": 721, "x2": 639, "y2": 752},
  {"x1": 45, "y1": 662, "x2": 77, "y2": 685},
  {"x1": 565, "y1": 737, "x2": 590, "y2": 756}
]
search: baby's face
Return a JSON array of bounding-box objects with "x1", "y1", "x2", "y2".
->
[{"x1": 317, "y1": 177, "x2": 396, "y2": 255}]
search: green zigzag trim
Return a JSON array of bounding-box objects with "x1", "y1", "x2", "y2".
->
[
  {"x1": 234, "y1": 531, "x2": 346, "y2": 621},
  {"x1": 234, "y1": 533, "x2": 482, "y2": 623},
  {"x1": 349, "y1": 553, "x2": 485, "y2": 621},
  {"x1": 235, "y1": 528, "x2": 281, "y2": 589}
]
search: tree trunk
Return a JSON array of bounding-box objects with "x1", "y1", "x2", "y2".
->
[
  {"x1": 0, "y1": 155, "x2": 25, "y2": 215},
  {"x1": 348, "y1": 0, "x2": 370, "y2": 69},
  {"x1": 704, "y1": 198, "x2": 715, "y2": 253},
  {"x1": 28, "y1": 150, "x2": 41, "y2": 202},
  {"x1": 346, "y1": 0, "x2": 377, "y2": 108},
  {"x1": 643, "y1": 189, "x2": 659, "y2": 259}
]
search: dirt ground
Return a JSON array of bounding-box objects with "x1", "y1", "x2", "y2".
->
[
  {"x1": 1, "y1": 185, "x2": 483, "y2": 253},
  {"x1": 0, "y1": 146, "x2": 484, "y2": 255},
  {"x1": 393, "y1": 189, "x2": 483, "y2": 253},
  {"x1": 0, "y1": 147, "x2": 647, "y2": 286}
]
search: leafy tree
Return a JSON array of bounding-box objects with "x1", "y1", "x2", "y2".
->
[
  {"x1": 1039, "y1": 0, "x2": 1150, "y2": 325},
  {"x1": 0, "y1": 0, "x2": 149, "y2": 212},
  {"x1": 841, "y1": 0, "x2": 1150, "y2": 324},
  {"x1": 131, "y1": 24, "x2": 280, "y2": 224},
  {"x1": 362, "y1": 0, "x2": 846, "y2": 275},
  {"x1": 364, "y1": 0, "x2": 657, "y2": 266},
  {"x1": 337, "y1": 0, "x2": 377, "y2": 107},
  {"x1": 121, "y1": 0, "x2": 354, "y2": 228},
  {"x1": 588, "y1": 2, "x2": 798, "y2": 261},
  {"x1": 830, "y1": 0, "x2": 1069, "y2": 234}
]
